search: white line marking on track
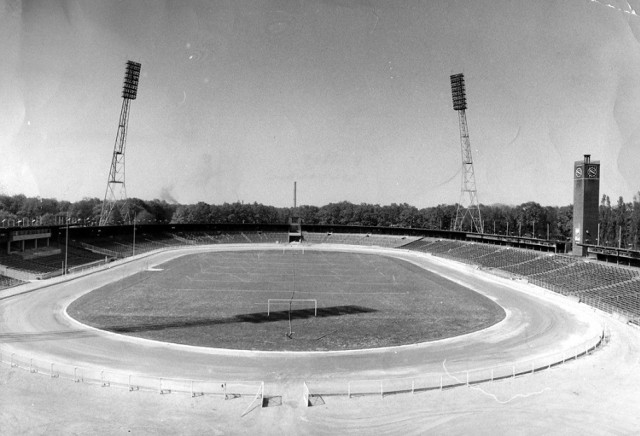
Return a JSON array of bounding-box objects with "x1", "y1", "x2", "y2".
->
[{"x1": 442, "y1": 359, "x2": 551, "y2": 404}]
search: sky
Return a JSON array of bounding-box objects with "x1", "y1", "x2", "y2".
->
[{"x1": 2, "y1": 0, "x2": 640, "y2": 208}]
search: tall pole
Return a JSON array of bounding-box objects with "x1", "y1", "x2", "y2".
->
[
  {"x1": 64, "y1": 213, "x2": 69, "y2": 275},
  {"x1": 619, "y1": 226, "x2": 622, "y2": 248},
  {"x1": 100, "y1": 61, "x2": 142, "y2": 226},
  {"x1": 132, "y1": 214, "x2": 136, "y2": 256},
  {"x1": 450, "y1": 73, "x2": 483, "y2": 233}
]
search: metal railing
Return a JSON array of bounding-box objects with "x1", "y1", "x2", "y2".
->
[
  {"x1": 0, "y1": 347, "x2": 262, "y2": 399},
  {"x1": 304, "y1": 328, "x2": 606, "y2": 401}
]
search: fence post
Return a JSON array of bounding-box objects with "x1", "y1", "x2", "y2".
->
[
  {"x1": 512, "y1": 365, "x2": 515, "y2": 378},
  {"x1": 381, "y1": 381, "x2": 383, "y2": 399},
  {"x1": 101, "y1": 370, "x2": 109, "y2": 387},
  {"x1": 303, "y1": 382, "x2": 309, "y2": 407},
  {"x1": 10, "y1": 353, "x2": 15, "y2": 368},
  {"x1": 159, "y1": 378, "x2": 171, "y2": 394},
  {"x1": 224, "y1": 382, "x2": 227, "y2": 400},
  {"x1": 348, "y1": 382, "x2": 351, "y2": 398},
  {"x1": 531, "y1": 362, "x2": 534, "y2": 374},
  {"x1": 256, "y1": 381, "x2": 265, "y2": 407},
  {"x1": 491, "y1": 369, "x2": 494, "y2": 382},
  {"x1": 411, "y1": 380, "x2": 415, "y2": 394},
  {"x1": 466, "y1": 371, "x2": 469, "y2": 386},
  {"x1": 440, "y1": 375, "x2": 443, "y2": 391}
]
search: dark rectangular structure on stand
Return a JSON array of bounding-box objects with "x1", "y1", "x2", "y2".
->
[{"x1": 573, "y1": 155, "x2": 600, "y2": 256}]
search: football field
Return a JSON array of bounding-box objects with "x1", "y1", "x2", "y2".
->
[{"x1": 68, "y1": 249, "x2": 505, "y2": 351}]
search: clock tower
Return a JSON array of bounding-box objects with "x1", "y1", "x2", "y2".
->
[{"x1": 573, "y1": 155, "x2": 600, "y2": 256}]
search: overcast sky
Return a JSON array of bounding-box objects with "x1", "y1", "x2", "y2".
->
[{"x1": 1, "y1": 0, "x2": 640, "y2": 207}]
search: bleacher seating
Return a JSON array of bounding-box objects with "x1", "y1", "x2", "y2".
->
[
  {"x1": 531, "y1": 261, "x2": 639, "y2": 295},
  {"x1": 243, "y1": 232, "x2": 288, "y2": 243},
  {"x1": 474, "y1": 248, "x2": 539, "y2": 269},
  {"x1": 356, "y1": 234, "x2": 421, "y2": 248},
  {"x1": 1, "y1": 228, "x2": 639, "y2": 323},
  {"x1": 400, "y1": 237, "x2": 640, "y2": 322},
  {"x1": 500, "y1": 254, "x2": 574, "y2": 277},
  {"x1": 400, "y1": 238, "x2": 440, "y2": 252},
  {"x1": 147, "y1": 233, "x2": 187, "y2": 246},
  {"x1": 82, "y1": 237, "x2": 133, "y2": 256},
  {"x1": 0, "y1": 244, "x2": 107, "y2": 275},
  {"x1": 424, "y1": 239, "x2": 468, "y2": 255},
  {"x1": 302, "y1": 232, "x2": 419, "y2": 248},
  {"x1": 442, "y1": 243, "x2": 503, "y2": 265},
  {"x1": 301, "y1": 232, "x2": 332, "y2": 244},
  {"x1": 0, "y1": 273, "x2": 24, "y2": 290},
  {"x1": 0, "y1": 253, "x2": 59, "y2": 274}
]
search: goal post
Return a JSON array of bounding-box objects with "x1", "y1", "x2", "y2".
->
[{"x1": 268, "y1": 299, "x2": 317, "y2": 316}]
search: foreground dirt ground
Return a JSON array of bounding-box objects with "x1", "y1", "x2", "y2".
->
[{"x1": 2, "y1": 314, "x2": 639, "y2": 435}]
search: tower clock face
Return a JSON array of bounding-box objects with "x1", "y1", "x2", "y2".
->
[
  {"x1": 587, "y1": 165, "x2": 598, "y2": 178},
  {"x1": 575, "y1": 167, "x2": 583, "y2": 178}
]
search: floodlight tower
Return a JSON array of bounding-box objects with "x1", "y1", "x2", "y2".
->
[
  {"x1": 450, "y1": 73, "x2": 483, "y2": 233},
  {"x1": 99, "y1": 60, "x2": 142, "y2": 226}
]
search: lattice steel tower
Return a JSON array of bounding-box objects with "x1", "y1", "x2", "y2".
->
[
  {"x1": 99, "y1": 61, "x2": 142, "y2": 226},
  {"x1": 450, "y1": 73, "x2": 483, "y2": 233}
]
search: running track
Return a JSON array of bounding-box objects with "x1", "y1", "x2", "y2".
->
[{"x1": 0, "y1": 245, "x2": 602, "y2": 392}]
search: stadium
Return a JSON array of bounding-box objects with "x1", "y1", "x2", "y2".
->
[
  {"x1": 2, "y1": 2, "x2": 640, "y2": 434},
  {"x1": 1, "y1": 220, "x2": 639, "y2": 433}
]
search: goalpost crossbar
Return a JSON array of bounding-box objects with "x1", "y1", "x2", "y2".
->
[{"x1": 267, "y1": 299, "x2": 317, "y2": 316}]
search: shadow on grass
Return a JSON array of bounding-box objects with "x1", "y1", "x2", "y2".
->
[{"x1": 105, "y1": 305, "x2": 377, "y2": 334}]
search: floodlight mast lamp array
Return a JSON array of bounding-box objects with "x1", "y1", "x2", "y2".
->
[
  {"x1": 450, "y1": 73, "x2": 483, "y2": 234},
  {"x1": 99, "y1": 61, "x2": 141, "y2": 226}
]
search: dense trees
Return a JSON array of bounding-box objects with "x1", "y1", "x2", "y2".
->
[
  {"x1": 0, "y1": 195, "x2": 176, "y2": 227},
  {"x1": 1, "y1": 192, "x2": 640, "y2": 247},
  {"x1": 597, "y1": 193, "x2": 640, "y2": 249}
]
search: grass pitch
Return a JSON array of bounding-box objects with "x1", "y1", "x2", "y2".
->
[{"x1": 68, "y1": 249, "x2": 505, "y2": 351}]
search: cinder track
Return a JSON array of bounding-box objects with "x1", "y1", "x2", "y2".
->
[{"x1": 0, "y1": 245, "x2": 602, "y2": 390}]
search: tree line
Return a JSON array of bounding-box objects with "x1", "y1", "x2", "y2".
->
[{"x1": 1, "y1": 193, "x2": 639, "y2": 249}]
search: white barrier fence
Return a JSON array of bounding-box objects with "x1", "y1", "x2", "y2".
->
[
  {"x1": 304, "y1": 329, "x2": 607, "y2": 403},
  {"x1": 1, "y1": 329, "x2": 607, "y2": 407},
  {"x1": 0, "y1": 347, "x2": 263, "y2": 400}
]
